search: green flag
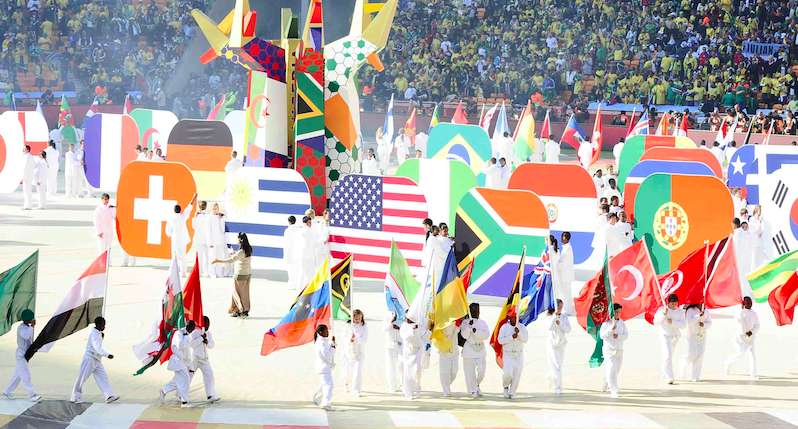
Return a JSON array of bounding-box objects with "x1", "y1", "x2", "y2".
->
[
  {"x1": 385, "y1": 241, "x2": 421, "y2": 321},
  {"x1": 575, "y1": 254, "x2": 614, "y2": 368},
  {"x1": 429, "y1": 103, "x2": 440, "y2": 131},
  {"x1": 748, "y1": 250, "x2": 798, "y2": 302},
  {"x1": 134, "y1": 258, "x2": 184, "y2": 375},
  {"x1": 331, "y1": 254, "x2": 352, "y2": 321},
  {"x1": 0, "y1": 251, "x2": 38, "y2": 336}
]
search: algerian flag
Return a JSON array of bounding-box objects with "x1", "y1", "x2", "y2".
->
[
  {"x1": 245, "y1": 70, "x2": 288, "y2": 155},
  {"x1": 384, "y1": 241, "x2": 421, "y2": 322},
  {"x1": 0, "y1": 251, "x2": 38, "y2": 337},
  {"x1": 129, "y1": 108, "x2": 178, "y2": 152}
]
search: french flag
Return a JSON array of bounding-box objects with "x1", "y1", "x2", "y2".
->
[
  {"x1": 559, "y1": 115, "x2": 587, "y2": 150},
  {"x1": 84, "y1": 113, "x2": 140, "y2": 191}
]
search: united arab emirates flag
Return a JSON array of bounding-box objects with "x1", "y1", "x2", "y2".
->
[
  {"x1": 574, "y1": 256, "x2": 614, "y2": 367},
  {"x1": 0, "y1": 251, "x2": 38, "y2": 337},
  {"x1": 331, "y1": 253, "x2": 352, "y2": 321},
  {"x1": 26, "y1": 251, "x2": 108, "y2": 359}
]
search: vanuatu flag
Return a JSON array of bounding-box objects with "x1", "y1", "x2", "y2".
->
[
  {"x1": 574, "y1": 257, "x2": 614, "y2": 367},
  {"x1": 633, "y1": 174, "x2": 733, "y2": 274},
  {"x1": 261, "y1": 258, "x2": 331, "y2": 356},
  {"x1": 748, "y1": 250, "x2": 798, "y2": 302},
  {"x1": 331, "y1": 253, "x2": 352, "y2": 321},
  {"x1": 0, "y1": 251, "x2": 38, "y2": 337}
]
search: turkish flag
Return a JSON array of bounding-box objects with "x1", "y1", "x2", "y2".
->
[
  {"x1": 768, "y1": 272, "x2": 798, "y2": 326},
  {"x1": 608, "y1": 241, "x2": 659, "y2": 320},
  {"x1": 645, "y1": 244, "x2": 706, "y2": 323}
]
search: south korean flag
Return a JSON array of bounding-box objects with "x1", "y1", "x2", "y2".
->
[{"x1": 762, "y1": 167, "x2": 798, "y2": 256}]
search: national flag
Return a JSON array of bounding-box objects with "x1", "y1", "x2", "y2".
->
[
  {"x1": 455, "y1": 188, "x2": 549, "y2": 297},
  {"x1": 608, "y1": 241, "x2": 658, "y2": 320},
  {"x1": 83, "y1": 97, "x2": 99, "y2": 125},
  {"x1": 206, "y1": 93, "x2": 227, "y2": 120},
  {"x1": 760, "y1": 171, "x2": 798, "y2": 256},
  {"x1": 395, "y1": 158, "x2": 477, "y2": 231},
  {"x1": 726, "y1": 145, "x2": 798, "y2": 205},
  {"x1": 383, "y1": 240, "x2": 422, "y2": 322},
  {"x1": 490, "y1": 248, "x2": 525, "y2": 368},
  {"x1": 675, "y1": 113, "x2": 689, "y2": 137},
  {"x1": 331, "y1": 253, "x2": 353, "y2": 321},
  {"x1": 404, "y1": 107, "x2": 417, "y2": 146},
  {"x1": 0, "y1": 251, "x2": 38, "y2": 337},
  {"x1": 129, "y1": 108, "x2": 178, "y2": 153},
  {"x1": 407, "y1": 264, "x2": 433, "y2": 326},
  {"x1": 451, "y1": 101, "x2": 468, "y2": 124},
  {"x1": 224, "y1": 167, "x2": 311, "y2": 270},
  {"x1": 492, "y1": 102, "x2": 510, "y2": 140},
  {"x1": 624, "y1": 108, "x2": 637, "y2": 137},
  {"x1": 426, "y1": 123, "x2": 493, "y2": 180},
  {"x1": 767, "y1": 271, "x2": 798, "y2": 326},
  {"x1": 182, "y1": 254, "x2": 204, "y2": 328},
  {"x1": 329, "y1": 175, "x2": 429, "y2": 280},
  {"x1": 59, "y1": 95, "x2": 74, "y2": 127},
  {"x1": 721, "y1": 116, "x2": 739, "y2": 149},
  {"x1": 167, "y1": 119, "x2": 235, "y2": 199},
  {"x1": 639, "y1": 146, "x2": 724, "y2": 178},
  {"x1": 429, "y1": 102, "x2": 440, "y2": 131},
  {"x1": 134, "y1": 258, "x2": 185, "y2": 375},
  {"x1": 480, "y1": 103, "x2": 499, "y2": 131},
  {"x1": 633, "y1": 174, "x2": 733, "y2": 273},
  {"x1": 0, "y1": 113, "x2": 25, "y2": 193},
  {"x1": 83, "y1": 113, "x2": 141, "y2": 191},
  {"x1": 431, "y1": 249, "x2": 469, "y2": 353},
  {"x1": 617, "y1": 135, "x2": 697, "y2": 188},
  {"x1": 559, "y1": 114, "x2": 587, "y2": 150},
  {"x1": 12, "y1": 110, "x2": 49, "y2": 155},
  {"x1": 123, "y1": 94, "x2": 133, "y2": 115},
  {"x1": 459, "y1": 257, "x2": 474, "y2": 292},
  {"x1": 518, "y1": 250, "x2": 555, "y2": 325},
  {"x1": 588, "y1": 105, "x2": 603, "y2": 166},
  {"x1": 540, "y1": 110, "x2": 551, "y2": 140},
  {"x1": 631, "y1": 112, "x2": 652, "y2": 137},
  {"x1": 654, "y1": 112, "x2": 670, "y2": 136},
  {"x1": 748, "y1": 250, "x2": 798, "y2": 302},
  {"x1": 574, "y1": 258, "x2": 614, "y2": 367},
  {"x1": 261, "y1": 258, "x2": 331, "y2": 356},
  {"x1": 245, "y1": 70, "x2": 288, "y2": 159},
  {"x1": 383, "y1": 94, "x2": 395, "y2": 145},
  {"x1": 26, "y1": 251, "x2": 108, "y2": 359},
  {"x1": 623, "y1": 160, "x2": 716, "y2": 222},
  {"x1": 513, "y1": 100, "x2": 536, "y2": 163}
]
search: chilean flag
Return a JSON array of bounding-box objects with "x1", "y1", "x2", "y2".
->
[
  {"x1": 559, "y1": 115, "x2": 586, "y2": 150},
  {"x1": 84, "y1": 113, "x2": 140, "y2": 191}
]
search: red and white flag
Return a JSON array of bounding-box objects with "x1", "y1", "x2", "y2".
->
[
  {"x1": 675, "y1": 113, "x2": 689, "y2": 136},
  {"x1": 540, "y1": 110, "x2": 551, "y2": 140},
  {"x1": 608, "y1": 241, "x2": 659, "y2": 320},
  {"x1": 589, "y1": 105, "x2": 603, "y2": 166},
  {"x1": 480, "y1": 103, "x2": 499, "y2": 131},
  {"x1": 123, "y1": 94, "x2": 133, "y2": 115}
]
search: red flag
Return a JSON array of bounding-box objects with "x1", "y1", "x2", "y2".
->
[
  {"x1": 676, "y1": 113, "x2": 689, "y2": 136},
  {"x1": 589, "y1": 106, "x2": 603, "y2": 166},
  {"x1": 540, "y1": 110, "x2": 551, "y2": 140},
  {"x1": 768, "y1": 272, "x2": 798, "y2": 326},
  {"x1": 645, "y1": 245, "x2": 705, "y2": 323},
  {"x1": 451, "y1": 101, "x2": 469, "y2": 124},
  {"x1": 608, "y1": 241, "x2": 659, "y2": 320},
  {"x1": 404, "y1": 107, "x2": 417, "y2": 146},
  {"x1": 460, "y1": 258, "x2": 474, "y2": 292},
  {"x1": 183, "y1": 254, "x2": 204, "y2": 328},
  {"x1": 655, "y1": 112, "x2": 671, "y2": 135},
  {"x1": 574, "y1": 261, "x2": 613, "y2": 367},
  {"x1": 704, "y1": 236, "x2": 743, "y2": 309},
  {"x1": 625, "y1": 109, "x2": 637, "y2": 138},
  {"x1": 489, "y1": 251, "x2": 524, "y2": 368},
  {"x1": 123, "y1": 94, "x2": 133, "y2": 115}
]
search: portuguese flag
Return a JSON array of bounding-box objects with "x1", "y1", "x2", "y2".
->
[{"x1": 574, "y1": 256, "x2": 614, "y2": 368}]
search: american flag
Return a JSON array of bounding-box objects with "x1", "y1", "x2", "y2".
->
[{"x1": 329, "y1": 174, "x2": 428, "y2": 280}]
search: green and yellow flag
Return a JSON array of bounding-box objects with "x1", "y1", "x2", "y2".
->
[
  {"x1": 331, "y1": 253, "x2": 352, "y2": 321},
  {"x1": 429, "y1": 103, "x2": 440, "y2": 131},
  {"x1": 0, "y1": 251, "x2": 38, "y2": 337},
  {"x1": 748, "y1": 250, "x2": 798, "y2": 302}
]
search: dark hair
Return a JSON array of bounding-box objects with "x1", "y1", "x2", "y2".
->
[
  {"x1": 101, "y1": 193, "x2": 110, "y2": 199},
  {"x1": 203, "y1": 315, "x2": 210, "y2": 328},
  {"x1": 562, "y1": 231, "x2": 571, "y2": 241},
  {"x1": 667, "y1": 293, "x2": 679, "y2": 303},
  {"x1": 613, "y1": 303, "x2": 623, "y2": 311},
  {"x1": 469, "y1": 302, "x2": 480, "y2": 317},
  {"x1": 549, "y1": 234, "x2": 559, "y2": 252},
  {"x1": 94, "y1": 316, "x2": 105, "y2": 325},
  {"x1": 41, "y1": 151, "x2": 46, "y2": 160},
  {"x1": 25, "y1": 145, "x2": 31, "y2": 152},
  {"x1": 238, "y1": 232, "x2": 253, "y2": 257},
  {"x1": 288, "y1": 215, "x2": 296, "y2": 225},
  {"x1": 174, "y1": 204, "x2": 181, "y2": 214},
  {"x1": 302, "y1": 215, "x2": 311, "y2": 223},
  {"x1": 186, "y1": 320, "x2": 196, "y2": 332},
  {"x1": 314, "y1": 324, "x2": 328, "y2": 341},
  {"x1": 199, "y1": 200, "x2": 207, "y2": 211},
  {"x1": 684, "y1": 304, "x2": 701, "y2": 311},
  {"x1": 423, "y1": 218, "x2": 433, "y2": 227}
]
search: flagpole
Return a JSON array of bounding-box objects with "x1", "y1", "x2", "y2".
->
[
  {"x1": 702, "y1": 240, "x2": 709, "y2": 310},
  {"x1": 516, "y1": 246, "x2": 526, "y2": 324},
  {"x1": 102, "y1": 249, "x2": 111, "y2": 317}
]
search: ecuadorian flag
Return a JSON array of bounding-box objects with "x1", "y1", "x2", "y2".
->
[
  {"x1": 261, "y1": 258, "x2": 331, "y2": 356},
  {"x1": 431, "y1": 249, "x2": 469, "y2": 353}
]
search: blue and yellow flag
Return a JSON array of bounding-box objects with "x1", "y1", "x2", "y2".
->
[{"x1": 431, "y1": 248, "x2": 468, "y2": 352}]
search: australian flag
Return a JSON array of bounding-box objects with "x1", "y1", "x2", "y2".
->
[{"x1": 518, "y1": 250, "x2": 555, "y2": 325}]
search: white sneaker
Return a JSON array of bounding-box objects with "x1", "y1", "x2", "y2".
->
[
  {"x1": 105, "y1": 396, "x2": 120, "y2": 404},
  {"x1": 207, "y1": 396, "x2": 221, "y2": 403},
  {"x1": 503, "y1": 387, "x2": 510, "y2": 399},
  {"x1": 159, "y1": 390, "x2": 166, "y2": 404},
  {"x1": 610, "y1": 391, "x2": 619, "y2": 399},
  {"x1": 30, "y1": 395, "x2": 42, "y2": 402},
  {"x1": 180, "y1": 402, "x2": 191, "y2": 408}
]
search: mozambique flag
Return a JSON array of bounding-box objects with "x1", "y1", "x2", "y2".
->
[
  {"x1": 331, "y1": 254, "x2": 352, "y2": 321},
  {"x1": 0, "y1": 251, "x2": 38, "y2": 337},
  {"x1": 489, "y1": 248, "x2": 525, "y2": 368},
  {"x1": 574, "y1": 256, "x2": 614, "y2": 367},
  {"x1": 748, "y1": 250, "x2": 798, "y2": 303},
  {"x1": 261, "y1": 258, "x2": 331, "y2": 356},
  {"x1": 430, "y1": 249, "x2": 469, "y2": 353}
]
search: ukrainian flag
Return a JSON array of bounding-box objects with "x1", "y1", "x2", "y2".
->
[{"x1": 431, "y1": 249, "x2": 469, "y2": 353}]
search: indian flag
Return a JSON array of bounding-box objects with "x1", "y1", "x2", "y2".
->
[
  {"x1": 748, "y1": 250, "x2": 798, "y2": 302},
  {"x1": 129, "y1": 108, "x2": 178, "y2": 154},
  {"x1": 245, "y1": 70, "x2": 288, "y2": 156}
]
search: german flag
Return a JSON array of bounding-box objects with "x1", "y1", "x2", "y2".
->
[{"x1": 167, "y1": 119, "x2": 233, "y2": 199}]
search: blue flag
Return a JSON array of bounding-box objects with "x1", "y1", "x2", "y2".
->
[{"x1": 519, "y1": 250, "x2": 555, "y2": 325}]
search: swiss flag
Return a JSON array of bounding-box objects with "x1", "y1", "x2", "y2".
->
[{"x1": 608, "y1": 241, "x2": 659, "y2": 320}]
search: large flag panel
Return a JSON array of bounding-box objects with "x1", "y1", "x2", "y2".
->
[
  {"x1": 726, "y1": 145, "x2": 798, "y2": 205},
  {"x1": 167, "y1": 119, "x2": 234, "y2": 199},
  {"x1": 129, "y1": 108, "x2": 178, "y2": 153},
  {"x1": 224, "y1": 167, "x2": 311, "y2": 270},
  {"x1": 760, "y1": 169, "x2": 798, "y2": 256},
  {"x1": 246, "y1": 70, "x2": 288, "y2": 155},
  {"x1": 624, "y1": 160, "x2": 716, "y2": 221},
  {"x1": 0, "y1": 251, "x2": 38, "y2": 336},
  {"x1": 748, "y1": 250, "x2": 798, "y2": 302},
  {"x1": 426, "y1": 123, "x2": 493, "y2": 185},
  {"x1": 617, "y1": 135, "x2": 696, "y2": 188},
  {"x1": 0, "y1": 112, "x2": 26, "y2": 194},
  {"x1": 11, "y1": 111, "x2": 49, "y2": 155},
  {"x1": 329, "y1": 175, "x2": 428, "y2": 280},
  {"x1": 83, "y1": 113, "x2": 140, "y2": 191}
]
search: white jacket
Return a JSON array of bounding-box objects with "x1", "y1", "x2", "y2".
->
[
  {"x1": 189, "y1": 328, "x2": 214, "y2": 363},
  {"x1": 735, "y1": 308, "x2": 760, "y2": 344},
  {"x1": 315, "y1": 336, "x2": 335, "y2": 374},
  {"x1": 192, "y1": 212, "x2": 210, "y2": 246},
  {"x1": 400, "y1": 321, "x2": 425, "y2": 356},
  {"x1": 546, "y1": 312, "x2": 571, "y2": 347},
  {"x1": 16, "y1": 324, "x2": 34, "y2": 360},
  {"x1": 384, "y1": 317, "x2": 402, "y2": 350},
  {"x1": 498, "y1": 322, "x2": 528, "y2": 356},
  {"x1": 459, "y1": 318, "x2": 490, "y2": 359},
  {"x1": 654, "y1": 307, "x2": 686, "y2": 338},
  {"x1": 686, "y1": 307, "x2": 712, "y2": 341},
  {"x1": 347, "y1": 322, "x2": 368, "y2": 359},
  {"x1": 435, "y1": 324, "x2": 460, "y2": 357},
  {"x1": 83, "y1": 328, "x2": 111, "y2": 361},
  {"x1": 600, "y1": 319, "x2": 628, "y2": 356},
  {"x1": 166, "y1": 330, "x2": 192, "y2": 372}
]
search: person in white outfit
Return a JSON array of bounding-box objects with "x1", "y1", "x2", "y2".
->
[
  {"x1": 600, "y1": 303, "x2": 628, "y2": 398},
  {"x1": 64, "y1": 144, "x2": 79, "y2": 198},
  {"x1": 189, "y1": 316, "x2": 219, "y2": 403},
  {"x1": 2, "y1": 309, "x2": 41, "y2": 401},
  {"x1": 299, "y1": 216, "x2": 320, "y2": 289},
  {"x1": 70, "y1": 317, "x2": 119, "y2": 404},
  {"x1": 384, "y1": 312, "x2": 403, "y2": 392},
  {"x1": 497, "y1": 158, "x2": 510, "y2": 188},
  {"x1": 94, "y1": 194, "x2": 116, "y2": 253},
  {"x1": 545, "y1": 139, "x2": 560, "y2": 163},
  {"x1": 724, "y1": 297, "x2": 760, "y2": 379},
  {"x1": 546, "y1": 299, "x2": 571, "y2": 394},
  {"x1": 224, "y1": 150, "x2": 243, "y2": 195},
  {"x1": 654, "y1": 294, "x2": 686, "y2": 384},
  {"x1": 612, "y1": 139, "x2": 624, "y2": 168},
  {"x1": 683, "y1": 304, "x2": 711, "y2": 382},
  {"x1": 577, "y1": 138, "x2": 593, "y2": 168},
  {"x1": 460, "y1": 303, "x2": 490, "y2": 397},
  {"x1": 394, "y1": 128, "x2": 411, "y2": 164},
  {"x1": 283, "y1": 216, "x2": 303, "y2": 290},
  {"x1": 435, "y1": 322, "x2": 459, "y2": 397},
  {"x1": 605, "y1": 214, "x2": 629, "y2": 257},
  {"x1": 165, "y1": 198, "x2": 195, "y2": 276},
  {"x1": 557, "y1": 232, "x2": 575, "y2": 315},
  {"x1": 33, "y1": 151, "x2": 48, "y2": 209},
  {"x1": 208, "y1": 203, "x2": 230, "y2": 277},
  {"x1": 345, "y1": 310, "x2": 368, "y2": 397},
  {"x1": 192, "y1": 201, "x2": 210, "y2": 277},
  {"x1": 400, "y1": 316, "x2": 425, "y2": 399},
  {"x1": 482, "y1": 158, "x2": 502, "y2": 188},
  {"x1": 361, "y1": 148, "x2": 381, "y2": 175},
  {"x1": 160, "y1": 321, "x2": 195, "y2": 407},
  {"x1": 44, "y1": 141, "x2": 59, "y2": 196},
  {"x1": 313, "y1": 324, "x2": 336, "y2": 410},
  {"x1": 21, "y1": 145, "x2": 36, "y2": 210},
  {"x1": 498, "y1": 315, "x2": 528, "y2": 399}
]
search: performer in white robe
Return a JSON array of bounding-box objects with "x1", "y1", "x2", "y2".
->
[
  {"x1": 208, "y1": 203, "x2": 230, "y2": 277},
  {"x1": 748, "y1": 206, "x2": 769, "y2": 268},
  {"x1": 165, "y1": 199, "x2": 195, "y2": 276},
  {"x1": 94, "y1": 194, "x2": 116, "y2": 253},
  {"x1": 557, "y1": 232, "x2": 575, "y2": 315},
  {"x1": 2, "y1": 309, "x2": 40, "y2": 401},
  {"x1": 600, "y1": 304, "x2": 628, "y2": 398},
  {"x1": 498, "y1": 317, "x2": 528, "y2": 399},
  {"x1": 460, "y1": 303, "x2": 490, "y2": 397},
  {"x1": 482, "y1": 158, "x2": 502, "y2": 188},
  {"x1": 21, "y1": 146, "x2": 36, "y2": 209},
  {"x1": 384, "y1": 312, "x2": 403, "y2": 392},
  {"x1": 345, "y1": 310, "x2": 368, "y2": 397},
  {"x1": 64, "y1": 144, "x2": 79, "y2": 198},
  {"x1": 495, "y1": 132, "x2": 514, "y2": 162},
  {"x1": 76, "y1": 141, "x2": 89, "y2": 197},
  {"x1": 376, "y1": 128, "x2": 392, "y2": 173},
  {"x1": 361, "y1": 148, "x2": 381, "y2": 175},
  {"x1": 577, "y1": 138, "x2": 593, "y2": 168},
  {"x1": 224, "y1": 151, "x2": 243, "y2": 196},
  {"x1": 724, "y1": 297, "x2": 760, "y2": 379},
  {"x1": 395, "y1": 129, "x2": 411, "y2": 164},
  {"x1": 545, "y1": 139, "x2": 560, "y2": 163},
  {"x1": 71, "y1": 317, "x2": 118, "y2": 403},
  {"x1": 313, "y1": 325, "x2": 336, "y2": 409},
  {"x1": 44, "y1": 142, "x2": 59, "y2": 196},
  {"x1": 298, "y1": 216, "x2": 320, "y2": 290},
  {"x1": 188, "y1": 316, "x2": 219, "y2": 402},
  {"x1": 612, "y1": 140, "x2": 624, "y2": 168},
  {"x1": 546, "y1": 299, "x2": 571, "y2": 394},
  {"x1": 33, "y1": 152, "x2": 48, "y2": 209},
  {"x1": 192, "y1": 201, "x2": 211, "y2": 277},
  {"x1": 400, "y1": 317, "x2": 424, "y2": 399},
  {"x1": 497, "y1": 158, "x2": 510, "y2": 188},
  {"x1": 733, "y1": 222, "x2": 754, "y2": 297},
  {"x1": 654, "y1": 294, "x2": 686, "y2": 384},
  {"x1": 435, "y1": 323, "x2": 459, "y2": 397},
  {"x1": 283, "y1": 216, "x2": 303, "y2": 290},
  {"x1": 161, "y1": 322, "x2": 194, "y2": 406},
  {"x1": 683, "y1": 305, "x2": 711, "y2": 382},
  {"x1": 532, "y1": 137, "x2": 545, "y2": 162}
]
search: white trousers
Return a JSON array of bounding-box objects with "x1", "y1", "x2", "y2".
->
[
  {"x1": 604, "y1": 351, "x2": 623, "y2": 395},
  {"x1": 547, "y1": 344, "x2": 565, "y2": 391},
  {"x1": 402, "y1": 352, "x2": 421, "y2": 398},
  {"x1": 502, "y1": 353, "x2": 523, "y2": 394},
  {"x1": 345, "y1": 354, "x2": 364, "y2": 394},
  {"x1": 22, "y1": 180, "x2": 33, "y2": 209},
  {"x1": 555, "y1": 279, "x2": 575, "y2": 315},
  {"x1": 36, "y1": 184, "x2": 46, "y2": 209},
  {"x1": 385, "y1": 348, "x2": 403, "y2": 391},
  {"x1": 196, "y1": 246, "x2": 209, "y2": 277},
  {"x1": 3, "y1": 357, "x2": 36, "y2": 398},
  {"x1": 48, "y1": 168, "x2": 57, "y2": 195},
  {"x1": 661, "y1": 335, "x2": 678, "y2": 381},
  {"x1": 463, "y1": 356, "x2": 486, "y2": 394},
  {"x1": 438, "y1": 353, "x2": 458, "y2": 395},
  {"x1": 163, "y1": 369, "x2": 190, "y2": 402},
  {"x1": 171, "y1": 249, "x2": 187, "y2": 276},
  {"x1": 316, "y1": 371, "x2": 333, "y2": 407},
  {"x1": 725, "y1": 339, "x2": 757, "y2": 377},
  {"x1": 122, "y1": 252, "x2": 136, "y2": 266},
  {"x1": 188, "y1": 360, "x2": 216, "y2": 398},
  {"x1": 684, "y1": 337, "x2": 706, "y2": 381},
  {"x1": 71, "y1": 357, "x2": 114, "y2": 402}
]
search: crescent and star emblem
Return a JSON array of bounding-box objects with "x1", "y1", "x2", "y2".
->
[{"x1": 618, "y1": 265, "x2": 644, "y2": 301}]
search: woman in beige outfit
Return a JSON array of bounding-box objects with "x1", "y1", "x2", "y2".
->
[{"x1": 212, "y1": 232, "x2": 253, "y2": 318}]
